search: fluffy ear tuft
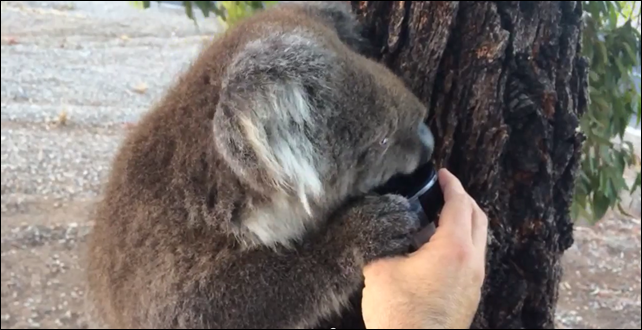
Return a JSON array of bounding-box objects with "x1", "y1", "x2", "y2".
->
[
  {"x1": 212, "y1": 33, "x2": 333, "y2": 213},
  {"x1": 291, "y1": 1, "x2": 371, "y2": 55},
  {"x1": 213, "y1": 83, "x2": 323, "y2": 214}
]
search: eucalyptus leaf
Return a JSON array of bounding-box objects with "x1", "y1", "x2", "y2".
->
[
  {"x1": 616, "y1": 202, "x2": 634, "y2": 217},
  {"x1": 637, "y1": 99, "x2": 642, "y2": 126},
  {"x1": 632, "y1": 173, "x2": 642, "y2": 193},
  {"x1": 622, "y1": 43, "x2": 639, "y2": 66},
  {"x1": 592, "y1": 193, "x2": 611, "y2": 220},
  {"x1": 609, "y1": 5, "x2": 619, "y2": 29},
  {"x1": 182, "y1": 1, "x2": 195, "y2": 20},
  {"x1": 577, "y1": 2, "x2": 641, "y2": 225},
  {"x1": 128, "y1": 1, "x2": 151, "y2": 9},
  {"x1": 194, "y1": 1, "x2": 213, "y2": 18}
]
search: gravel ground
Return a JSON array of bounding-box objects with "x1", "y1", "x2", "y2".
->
[
  {"x1": 1, "y1": 1, "x2": 219, "y2": 328},
  {"x1": 1, "y1": 1, "x2": 641, "y2": 329}
]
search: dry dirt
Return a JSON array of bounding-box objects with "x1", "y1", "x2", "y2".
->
[{"x1": 1, "y1": 1, "x2": 641, "y2": 329}]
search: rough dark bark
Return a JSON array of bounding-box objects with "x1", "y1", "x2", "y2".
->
[{"x1": 342, "y1": 1, "x2": 587, "y2": 329}]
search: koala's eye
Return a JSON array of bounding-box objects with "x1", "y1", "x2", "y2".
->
[{"x1": 380, "y1": 138, "x2": 389, "y2": 147}]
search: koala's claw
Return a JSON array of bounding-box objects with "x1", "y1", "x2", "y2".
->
[{"x1": 345, "y1": 194, "x2": 421, "y2": 263}]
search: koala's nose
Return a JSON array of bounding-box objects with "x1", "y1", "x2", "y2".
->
[{"x1": 419, "y1": 122, "x2": 434, "y2": 165}]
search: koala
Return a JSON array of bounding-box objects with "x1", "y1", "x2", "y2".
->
[{"x1": 85, "y1": 1, "x2": 435, "y2": 329}]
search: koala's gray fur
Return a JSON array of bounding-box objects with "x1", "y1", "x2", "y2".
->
[{"x1": 85, "y1": 1, "x2": 434, "y2": 329}]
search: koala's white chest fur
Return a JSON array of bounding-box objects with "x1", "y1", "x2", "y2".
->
[{"x1": 244, "y1": 193, "x2": 319, "y2": 247}]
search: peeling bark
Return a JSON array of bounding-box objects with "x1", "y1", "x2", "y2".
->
[{"x1": 320, "y1": 1, "x2": 587, "y2": 329}]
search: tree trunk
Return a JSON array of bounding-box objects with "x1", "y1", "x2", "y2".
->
[{"x1": 347, "y1": 1, "x2": 587, "y2": 329}]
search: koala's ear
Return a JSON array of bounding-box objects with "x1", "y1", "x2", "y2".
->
[
  {"x1": 212, "y1": 33, "x2": 333, "y2": 213},
  {"x1": 294, "y1": 1, "x2": 370, "y2": 55}
]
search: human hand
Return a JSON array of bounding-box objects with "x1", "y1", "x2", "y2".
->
[{"x1": 361, "y1": 168, "x2": 488, "y2": 329}]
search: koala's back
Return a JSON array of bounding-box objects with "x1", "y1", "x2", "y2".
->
[{"x1": 85, "y1": 4, "x2": 369, "y2": 329}]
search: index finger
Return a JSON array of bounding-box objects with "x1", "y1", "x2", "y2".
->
[
  {"x1": 471, "y1": 198, "x2": 489, "y2": 260},
  {"x1": 435, "y1": 169, "x2": 474, "y2": 244}
]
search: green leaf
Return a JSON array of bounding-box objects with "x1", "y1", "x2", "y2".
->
[
  {"x1": 636, "y1": 95, "x2": 642, "y2": 126},
  {"x1": 622, "y1": 40, "x2": 639, "y2": 66},
  {"x1": 593, "y1": 95, "x2": 611, "y2": 111},
  {"x1": 598, "y1": 40, "x2": 609, "y2": 65},
  {"x1": 606, "y1": 179, "x2": 616, "y2": 200},
  {"x1": 600, "y1": 1, "x2": 610, "y2": 15},
  {"x1": 210, "y1": 3, "x2": 226, "y2": 19},
  {"x1": 599, "y1": 167, "x2": 609, "y2": 190},
  {"x1": 619, "y1": 0, "x2": 634, "y2": 19},
  {"x1": 616, "y1": 202, "x2": 634, "y2": 218},
  {"x1": 615, "y1": 58, "x2": 628, "y2": 76},
  {"x1": 622, "y1": 141, "x2": 636, "y2": 160},
  {"x1": 589, "y1": 152, "x2": 596, "y2": 172},
  {"x1": 632, "y1": 173, "x2": 642, "y2": 193},
  {"x1": 193, "y1": 1, "x2": 213, "y2": 18},
  {"x1": 592, "y1": 130, "x2": 613, "y2": 145},
  {"x1": 609, "y1": 3, "x2": 619, "y2": 29},
  {"x1": 249, "y1": 1, "x2": 265, "y2": 10},
  {"x1": 128, "y1": 1, "x2": 151, "y2": 9},
  {"x1": 592, "y1": 192, "x2": 611, "y2": 220},
  {"x1": 183, "y1": 1, "x2": 195, "y2": 20},
  {"x1": 218, "y1": 1, "x2": 253, "y2": 26}
]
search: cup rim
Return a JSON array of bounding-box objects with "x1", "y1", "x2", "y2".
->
[
  {"x1": 409, "y1": 168, "x2": 439, "y2": 200},
  {"x1": 374, "y1": 161, "x2": 438, "y2": 198}
]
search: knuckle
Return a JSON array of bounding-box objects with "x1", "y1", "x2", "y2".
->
[
  {"x1": 472, "y1": 267, "x2": 486, "y2": 286},
  {"x1": 479, "y1": 211, "x2": 489, "y2": 226},
  {"x1": 472, "y1": 201, "x2": 488, "y2": 222},
  {"x1": 465, "y1": 196, "x2": 477, "y2": 209},
  {"x1": 449, "y1": 243, "x2": 475, "y2": 265},
  {"x1": 452, "y1": 191, "x2": 472, "y2": 205}
]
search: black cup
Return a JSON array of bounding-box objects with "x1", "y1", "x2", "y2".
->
[
  {"x1": 374, "y1": 161, "x2": 445, "y2": 228},
  {"x1": 374, "y1": 162, "x2": 445, "y2": 252}
]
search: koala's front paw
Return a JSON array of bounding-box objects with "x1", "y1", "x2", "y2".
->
[{"x1": 346, "y1": 194, "x2": 421, "y2": 263}]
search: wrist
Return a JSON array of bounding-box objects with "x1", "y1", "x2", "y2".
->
[{"x1": 364, "y1": 304, "x2": 442, "y2": 329}]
